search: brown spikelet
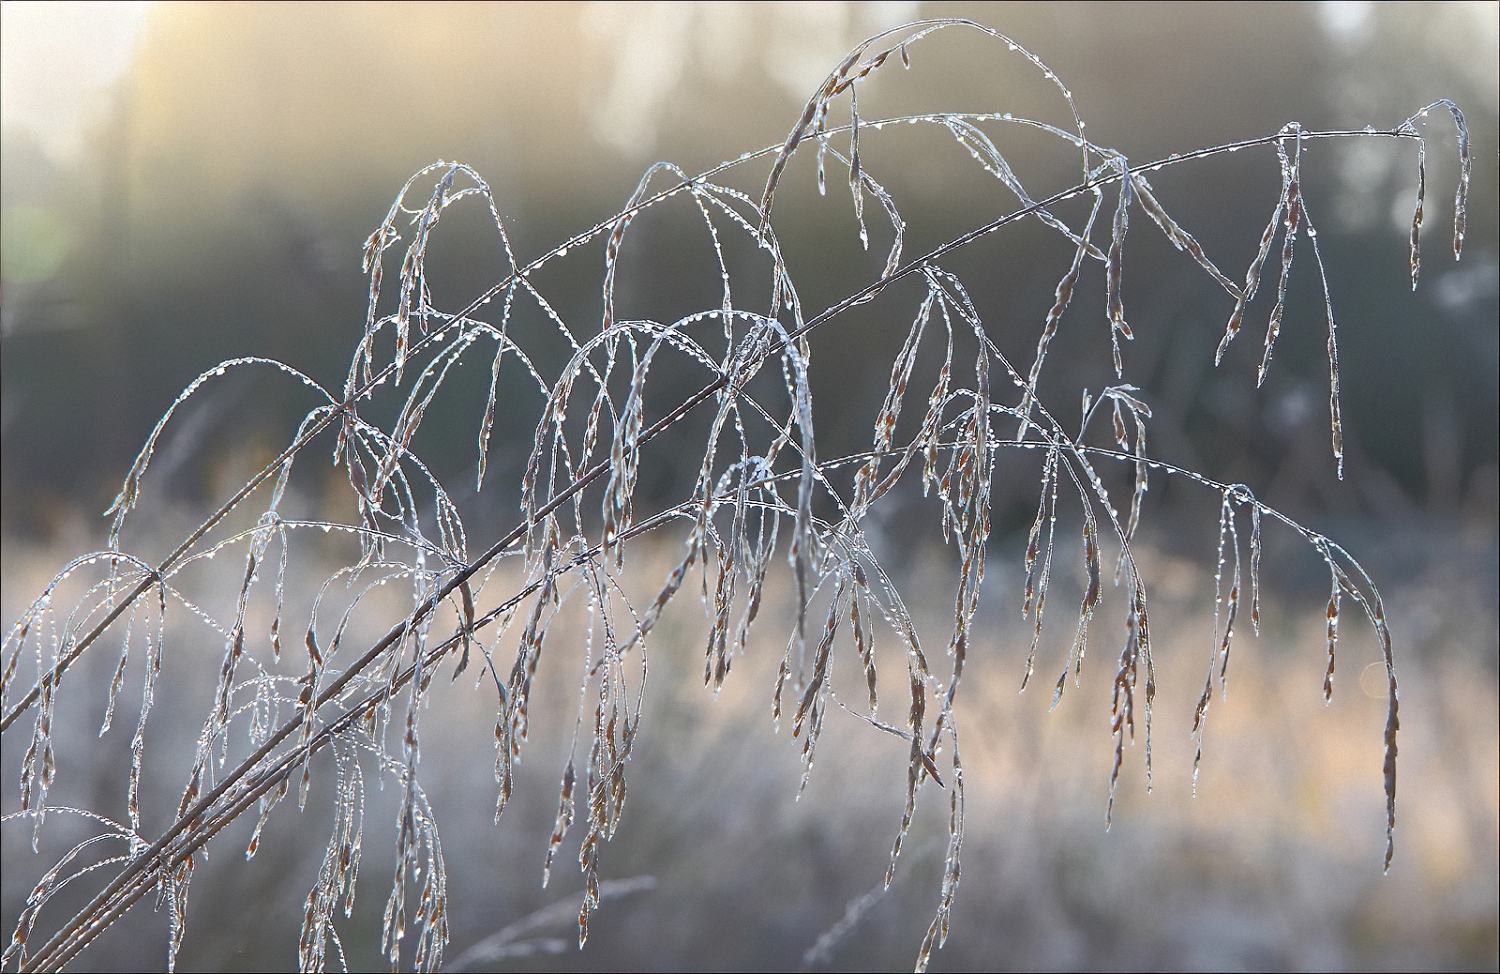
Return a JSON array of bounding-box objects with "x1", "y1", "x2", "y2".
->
[
  {"x1": 1302, "y1": 224, "x2": 1346, "y2": 477},
  {"x1": 849, "y1": 84, "x2": 867, "y2": 248},
  {"x1": 772, "y1": 657, "x2": 790, "y2": 726},
  {"x1": 851, "y1": 581, "x2": 878, "y2": 712},
  {"x1": 1410, "y1": 136, "x2": 1425, "y2": 291},
  {"x1": 1021, "y1": 451, "x2": 1059, "y2": 692},
  {"x1": 1132, "y1": 174, "x2": 1240, "y2": 295},
  {"x1": 1108, "y1": 583, "x2": 1147, "y2": 826},
  {"x1": 1070, "y1": 513, "x2": 1102, "y2": 684},
  {"x1": 99, "y1": 615, "x2": 132, "y2": 738},
  {"x1": 1106, "y1": 163, "x2": 1132, "y2": 377},
  {"x1": 1249, "y1": 503, "x2": 1262, "y2": 635},
  {"x1": 761, "y1": 47, "x2": 861, "y2": 229},
  {"x1": 1379, "y1": 610, "x2": 1400, "y2": 872},
  {"x1": 1018, "y1": 195, "x2": 1101, "y2": 441},
  {"x1": 1435, "y1": 100, "x2": 1471, "y2": 261},
  {"x1": 794, "y1": 582, "x2": 844, "y2": 739},
  {"x1": 542, "y1": 759, "x2": 576, "y2": 888},
  {"x1": 1258, "y1": 126, "x2": 1302, "y2": 386},
  {"x1": 886, "y1": 661, "x2": 927, "y2": 889},
  {"x1": 1218, "y1": 193, "x2": 1285, "y2": 364},
  {"x1": 914, "y1": 746, "x2": 963, "y2": 973},
  {"x1": 1324, "y1": 580, "x2": 1340, "y2": 702}
]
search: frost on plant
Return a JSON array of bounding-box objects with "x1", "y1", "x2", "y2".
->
[{"x1": 0, "y1": 18, "x2": 1471, "y2": 973}]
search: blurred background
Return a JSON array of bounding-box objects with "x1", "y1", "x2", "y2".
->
[{"x1": 2, "y1": 2, "x2": 1496, "y2": 971}]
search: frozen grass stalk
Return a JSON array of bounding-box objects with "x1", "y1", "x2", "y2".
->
[{"x1": 0, "y1": 18, "x2": 1470, "y2": 973}]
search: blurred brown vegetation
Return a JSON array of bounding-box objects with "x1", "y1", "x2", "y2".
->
[{"x1": 2, "y1": 518, "x2": 1495, "y2": 971}]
